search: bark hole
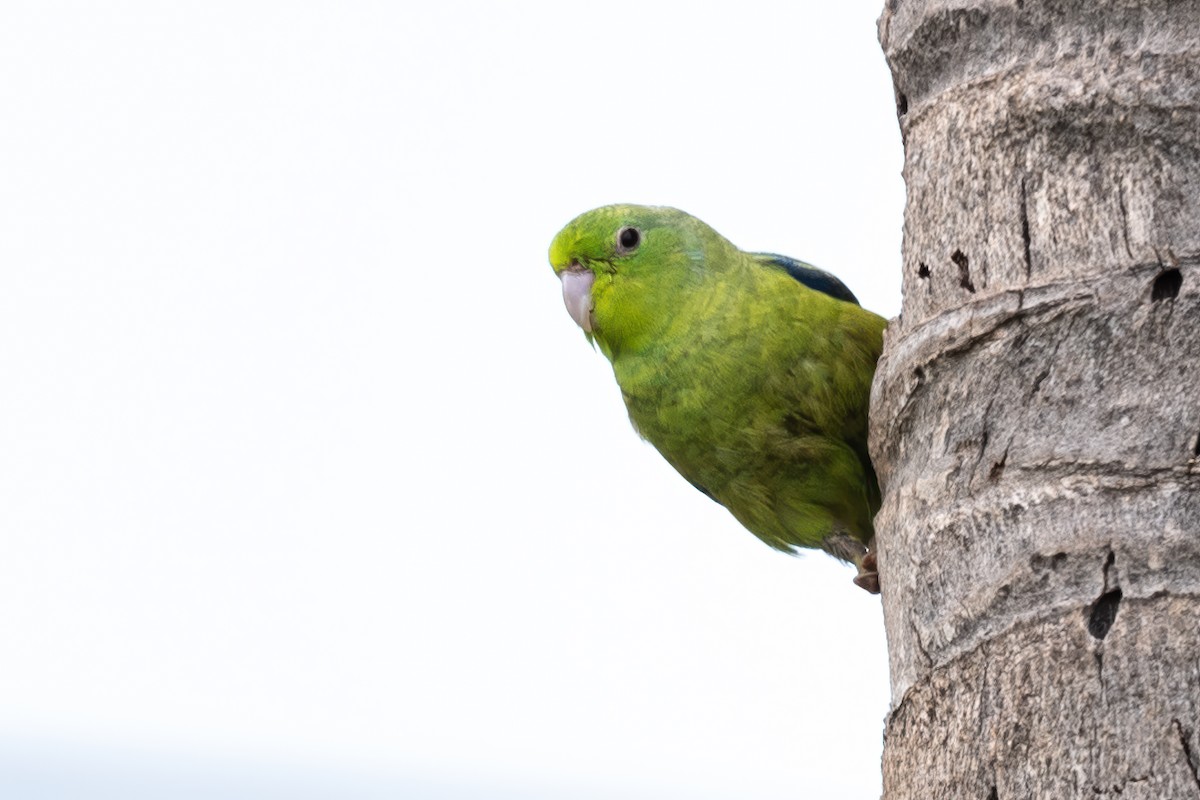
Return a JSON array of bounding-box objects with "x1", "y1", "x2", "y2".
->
[
  {"x1": 917, "y1": 261, "x2": 930, "y2": 279},
  {"x1": 988, "y1": 451, "x2": 1006, "y2": 480},
  {"x1": 1087, "y1": 589, "x2": 1123, "y2": 640},
  {"x1": 952, "y1": 250, "x2": 975, "y2": 292},
  {"x1": 987, "y1": 785, "x2": 998, "y2": 800},
  {"x1": 1152, "y1": 268, "x2": 1182, "y2": 301},
  {"x1": 897, "y1": 92, "x2": 909, "y2": 116}
]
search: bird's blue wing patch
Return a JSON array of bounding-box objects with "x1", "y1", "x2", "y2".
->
[{"x1": 752, "y1": 252, "x2": 860, "y2": 305}]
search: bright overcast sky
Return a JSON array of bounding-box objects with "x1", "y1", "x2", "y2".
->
[{"x1": 2, "y1": 2, "x2": 903, "y2": 798}]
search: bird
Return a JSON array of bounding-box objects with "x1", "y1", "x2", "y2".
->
[{"x1": 548, "y1": 205, "x2": 886, "y2": 592}]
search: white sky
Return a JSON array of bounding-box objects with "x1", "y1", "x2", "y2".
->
[{"x1": 1, "y1": 2, "x2": 904, "y2": 798}]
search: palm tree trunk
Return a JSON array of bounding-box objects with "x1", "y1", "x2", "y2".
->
[{"x1": 871, "y1": 1, "x2": 1200, "y2": 796}]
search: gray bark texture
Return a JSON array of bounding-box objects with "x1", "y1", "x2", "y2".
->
[{"x1": 871, "y1": 1, "x2": 1200, "y2": 797}]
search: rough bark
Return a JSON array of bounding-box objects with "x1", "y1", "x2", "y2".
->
[{"x1": 871, "y1": 1, "x2": 1200, "y2": 797}]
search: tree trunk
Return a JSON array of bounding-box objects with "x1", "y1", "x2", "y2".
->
[{"x1": 871, "y1": 1, "x2": 1200, "y2": 797}]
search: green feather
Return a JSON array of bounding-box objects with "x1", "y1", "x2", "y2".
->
[{"x1": 549, "y1": 205, "x2": 885, "y2": 561}]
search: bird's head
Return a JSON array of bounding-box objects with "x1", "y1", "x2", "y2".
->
[{"x1": 548, "y1": 204, "x2": 730, "y2": 354}]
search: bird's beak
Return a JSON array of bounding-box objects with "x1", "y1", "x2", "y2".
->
[{"x1": 559, "y1": 265, "x2": 595, "y2": 332}]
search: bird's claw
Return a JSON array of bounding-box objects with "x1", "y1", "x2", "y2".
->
[{"x1": 853, "y1": 551, "x2": 880, "y2": 594}]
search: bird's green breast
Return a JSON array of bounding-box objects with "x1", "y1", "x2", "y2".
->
[
  {"x1": 600, "y1": 257, "x2": 885, "y2": 552},
  {"x1": 604, "y1": 265, "x2": 787, "y2": 484}
]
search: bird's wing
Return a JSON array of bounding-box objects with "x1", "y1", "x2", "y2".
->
[{"x1": 750, "y1": 252, "x2": 860, "y2": 306}]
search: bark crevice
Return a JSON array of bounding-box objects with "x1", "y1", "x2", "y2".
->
[{"x1": 1172, "y1": 719, "x2": 1200, "y2": 799}]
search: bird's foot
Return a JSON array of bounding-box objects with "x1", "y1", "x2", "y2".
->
[{"x1": 853, "y1": 551, "x2": 879, "y2": 594}]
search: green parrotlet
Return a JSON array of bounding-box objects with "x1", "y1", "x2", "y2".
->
[{"x1": 549, "y1": 205, "x2": 886, "y2": 593}]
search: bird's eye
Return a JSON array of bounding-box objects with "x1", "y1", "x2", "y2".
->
[{"x1": 616, "y1": 226, "x2": 641, "y2": 254}]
